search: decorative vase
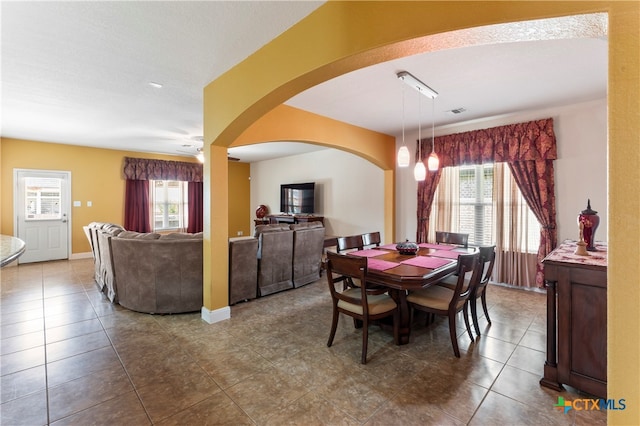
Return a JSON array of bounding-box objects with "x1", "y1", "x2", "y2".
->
[
  {"x1": 578, "y1": 199, "x2": 600, "y2": 251},
  {"x1": 255, "y1": 204, "x2": 268, "y2": 219}
]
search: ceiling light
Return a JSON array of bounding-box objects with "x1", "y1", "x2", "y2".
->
[
  {"x1": 149, "y1": 82, "x2": 163, "y2": 89},
  {"x1": 397, "y1": 71, "x2": 438, "y2": 99},
  {"x1": 428, "y1": 97, "x2": 439, "y2": 172},
  {"x1": 414, "y1": 91, "x2": 426, "y2": 181}
]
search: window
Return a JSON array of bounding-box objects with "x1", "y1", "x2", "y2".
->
[
  {"x1": 151, "y1": 180, "x2": 188, "y2": 231},
  {"x1": 24, "y1": 177, "x2": 62, "y2": 220},
  {"x1": 459, "y1": 164, "x2": 494, "y2": 246},
  {"x1": 432, "y1": 163, "x2": 540, "y2": 253}
]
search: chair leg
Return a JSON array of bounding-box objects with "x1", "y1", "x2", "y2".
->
[
  {"x1": 448, "y1": 314, "x2": 460, "y2": 358},
  {"x1": 327, "y1": 307, "x2": 339, "y2": 347},
  {"x1": 470, "y1": 297, "x2": 481, "y2": 336},
  {"x1": 481, "y1": 290, "x2": 491, "y2": 324},
  {"x1": 361, "y1": 318, "x2": 369, "y2": 364},
  {"x1": 462, "y1": 303, "x2": 474, "y2": 342}
]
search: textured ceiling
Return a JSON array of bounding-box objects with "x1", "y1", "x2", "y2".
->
[{"x1": 1, "y1": 3, "x2": 607, "y2": 162}]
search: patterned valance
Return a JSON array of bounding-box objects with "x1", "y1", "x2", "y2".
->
[
  {"x1": 420, "y1": 118, "x2": 557, "y2": 167},
  {"x1": 123, "y1": 157, "x2": 203, "y2": 182}
]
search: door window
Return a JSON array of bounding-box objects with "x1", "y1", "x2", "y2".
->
[{"x1": 24, "y1": 177, "x2": 62, "y2": 220}]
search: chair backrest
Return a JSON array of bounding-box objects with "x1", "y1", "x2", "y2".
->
[
  {"x1": 435, "y1": 231, "x2": 469, "y2": 248},
  {"x1": 477, "y1": 245, "x2": 496, "y2": 288},
  {"x1": 449, "y1": 252, "x2": 481, "y2": 307},
  {"x1": 337, "y1": 235, "x2": 364, "y2": 253},
  {"x1": 325, "y1": 251, "x2": 371, "y2": 314},
  {"x1": 362, "y1": 232, "x2": 381, "y2": 248}
]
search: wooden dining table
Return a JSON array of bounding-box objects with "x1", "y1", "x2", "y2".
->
[{"x1": 345, "y1": 243, "x2": 476, "y2": 345}]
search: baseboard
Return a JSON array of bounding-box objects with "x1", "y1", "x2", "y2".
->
[
  {"x1": 201, "y1": 305, "x2": 231, "y2": 324},
  {"x1": 70, "y1": 252, "x2": 93, "y2": 260}
]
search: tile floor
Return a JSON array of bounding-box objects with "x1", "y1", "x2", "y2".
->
[{"x1": 1, "y1": 259, "x2": 606, "y2": 425}]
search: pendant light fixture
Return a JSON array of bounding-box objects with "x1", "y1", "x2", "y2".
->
[
  {"x1": 413, "y1": 93, "x2": 426, "y2": 181},
  {"x1": 427, "y1": 96, "x2": 439, "y2": 171},
  {"x1": 397, "y1": 83, "x2": 410, "y2": 167},
  {"x1": 397, "y1": 71, "x2": 438, "y2": 179}
]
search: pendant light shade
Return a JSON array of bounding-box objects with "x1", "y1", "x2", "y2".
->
[
  {"x1": 397, "y1": 146, "x2": 410, "y2": 167},
  {"x1": 427, "y1": 152, "x2": 439, "y2": 171},
  {"x1": 414, "y1": 160, "x2": 426, "y2": 181}
]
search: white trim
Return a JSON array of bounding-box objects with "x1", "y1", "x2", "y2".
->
[
  {"x1": 70, "y1": 252, "x2": 93, "y2": 260},
  {"x1": 201, "y1": 305, "x2": 231, "y2": 324}
]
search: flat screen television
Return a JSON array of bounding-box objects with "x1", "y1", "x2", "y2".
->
[{"x1": 280, "y1": 182, "x2": 315, "y2": 214}]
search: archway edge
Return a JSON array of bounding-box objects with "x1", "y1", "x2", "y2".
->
[
  {"x1": 230, "y1": 104, "x2": 396, "y2": 170},
  {"x1": 204, "y1": 1, "x2": 610, "y2": 149}
]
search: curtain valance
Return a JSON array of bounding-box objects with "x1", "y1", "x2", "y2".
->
[
  {"x1": 422, "y1": 118, "x2": 557, "y2": 167},
  {"x1": 123, "y1": 157, "x2": 203, "y2": 182}
]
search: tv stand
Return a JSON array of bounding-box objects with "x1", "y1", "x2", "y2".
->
[{"x1": 267, "y1": 214, "x2": 324, "y2": 225}]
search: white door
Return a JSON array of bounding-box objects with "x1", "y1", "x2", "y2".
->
[{"x1": 14, "y1": 169, "x2": 71, "y2": 263}]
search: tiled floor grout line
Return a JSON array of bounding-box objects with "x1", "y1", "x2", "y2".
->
[{"x1": 37, "y1": 264, "x2": 53, "y2": 426}]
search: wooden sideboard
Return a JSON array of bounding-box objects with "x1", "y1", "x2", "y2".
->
[
  {"x1": 267, "y1": 214, "x2": 324, "y2": 225},
  {"x1": 540, "y1": 240, "x2": 607, "y2": 399}
]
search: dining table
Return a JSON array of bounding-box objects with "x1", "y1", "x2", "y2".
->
[
  {"x1": 1, "y1": 234, "x2": 26, "y2": 267},
  {"x1": 344, "y1": 243, "x2": 476, "y2": 345}
]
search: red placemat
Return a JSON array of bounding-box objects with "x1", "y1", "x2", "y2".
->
[
  {"x1": 349, "y1": 249, "x2": 386, "y2": 258},
  {"x1": 427, "y1": 250, "x2": 462, "y2": 259},
  {"x1": 367, "y1": 258, "x2": 400, "y2": 271},
  {"x1": 400, "y1": 256, "x2": 454, "y2": 269},
  {"x1": 418, "y1": 243, "x2": 454, "y2": 250}
]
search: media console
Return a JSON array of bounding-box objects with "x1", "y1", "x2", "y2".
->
[{"x1": 267, "y1": 214, "x2": 324, "y2": 225}]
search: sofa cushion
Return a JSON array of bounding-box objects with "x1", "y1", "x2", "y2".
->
[
  {"x1": 159, "y1": 232, "x2": 203, "y2": 240},
  {"x1": 117, "y1": 231, "x2": 161, "y2": 240}
]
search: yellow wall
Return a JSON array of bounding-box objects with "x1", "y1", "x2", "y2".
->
[
  {"x1": 204, "y1": 2, "x2": 639, "y2": 423},
  {"x1": 0, "y1": 138, "x2": 248, "y2": 253},
  {"x1": 228, "y1": 161, "x2": 250, "y2": 237}
]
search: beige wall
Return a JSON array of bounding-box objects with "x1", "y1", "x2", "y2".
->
[{"x1": 251, "y1": 148, "x2": 386, "y2": 241}]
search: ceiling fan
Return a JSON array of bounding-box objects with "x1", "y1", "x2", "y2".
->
[{"x1": 177, "y1": 144, "x2": 240, "y2": 162}]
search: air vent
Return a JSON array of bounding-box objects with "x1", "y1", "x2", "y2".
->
[{"x1": 448, "y1": 107, "x2": 467, "y2": 114}]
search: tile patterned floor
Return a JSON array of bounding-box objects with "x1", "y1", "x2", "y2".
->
[{"x1": 1, "y1": 259, "x2": 607, "y2": 425}]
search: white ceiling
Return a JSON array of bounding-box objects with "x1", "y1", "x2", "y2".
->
[{"x1": 1, "y1": 2, "x2": 607, "y2": 163}]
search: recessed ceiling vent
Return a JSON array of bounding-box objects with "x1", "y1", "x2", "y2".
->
[{"x1": 448, "y1": 107, "x2": 467, "y2": 115}]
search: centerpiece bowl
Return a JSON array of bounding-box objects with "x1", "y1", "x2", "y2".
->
[{"x1": 396, "y1": 240, "x2": 418, "y2": 255}]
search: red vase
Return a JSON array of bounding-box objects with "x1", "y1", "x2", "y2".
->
[
  {"x1": 578, "y1": 199, "x2": 599, "y2": 251},
  {"x1": 255, "y1": 204, "x2": 268, "y2": 219}
]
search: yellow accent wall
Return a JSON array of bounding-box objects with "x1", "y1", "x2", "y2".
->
[
  {"x1": 204, "y1": 2, "x2": 639, "y2": 423},
  {"x1": 228, "y1": 161, "x2": 250, "y2": 237},
  {"x1": 0, "y1": 138, "x2": 248, "y2": 254}
]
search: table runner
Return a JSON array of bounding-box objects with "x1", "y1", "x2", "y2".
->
[
  {"x1": 349, "y1": 249, "x2": 386, "y2": 258},
  {"x1": 367, "y1": 258, "x2": 400, "y2": 271},
  {"x1": 400, "y1": 256, "x2": 454, "y2": 269}
]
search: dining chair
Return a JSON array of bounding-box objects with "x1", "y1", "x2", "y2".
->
[
  {"x1": 325, "y1": 251, "x2": 399, "y2": 364},
  {"x1": 435, "y1": 231, "x2": 469, "y2": 248},
  {"x1": 436, "y1": 246, "x2": 496, "y2": 336},
  {"x1": 470, "y1": 245, "x2": 496, "y2": 335},
  {"x1": 362, "y1": 231, "x2": 381, "y2": 248},
  {"x1": 406, "y1": 252, "x2": 480, "y2": 357},
  {"x1": 336, "y1": 234, "x2": 364, "y2": 253}
]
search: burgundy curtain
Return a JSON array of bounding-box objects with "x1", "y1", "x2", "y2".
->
[
  {"x1": 416, "y1": 167, "x2": 442, "y2": 243},
  {"x1": 508, "y1": 160, "x2": 557, "y2": 287},
  {"x1": 187, "y1": 181, "x2": 204, "y2": 233},
  {"x1": 416, "y1": 118, "x2": 558, "y2": 285},
  {"x1": 124, "y1": 180, "x2": 151, "y2": 232}
]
